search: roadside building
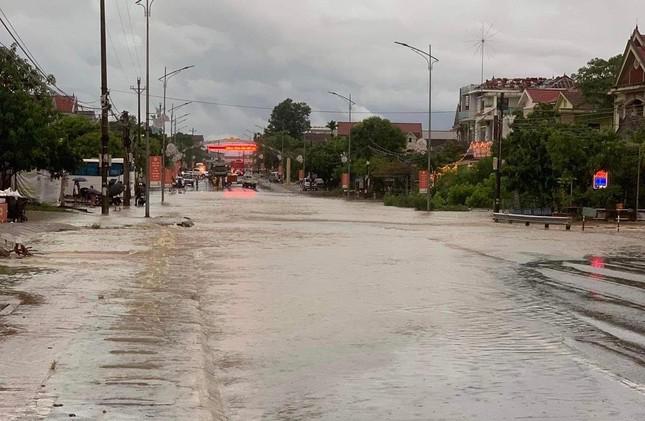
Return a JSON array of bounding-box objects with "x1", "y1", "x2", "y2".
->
[
  {"x1": 337, "y1": 121, "x2": 424, "y2": 153},
  {"x1": 552, "y1": 90, "x2": 613, "y2": 129},
  {"x1": 454, "y1": 75, "x2": 577, "y2": 158},
  {"x1": 411, "y1": 130, "x2": 459, "y2": 153},
  {"x1": 517, "y1": 88, "x2": 566, "y2": 117},
  {"x1": 52, "y1": 94, "x2": 96, "y2": 119},
  {"x1": 337, "y1": 121, "x2": 422, "y2": 140},
  {"x1": 304, "y1": 126, "x2": 334, "y2": 144},
  {"x1": 610, "y1": 27, "x2": 645, "y2": 136}
]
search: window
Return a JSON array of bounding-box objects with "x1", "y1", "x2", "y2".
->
[{"x1": 77, "y1": 162, "x2": 99, "y2": 176}]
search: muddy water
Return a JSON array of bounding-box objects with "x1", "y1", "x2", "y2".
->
[
  {"x1": 180, "y1": 190, "x2": 645, "y2": 420},
  {"x1": 1, "y1": 188, "x2": 645, "y2": 420}
]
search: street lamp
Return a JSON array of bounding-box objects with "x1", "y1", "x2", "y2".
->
[
  {"x1": 329, "y1": 91, "x2": 356, "y2": 192},
  {"x1": 395, "y1": 41, "x2": 439, "y2": 211},
  {"x1": 158, "y1": 66, "x2": 193, "y2": 203},
  {"x1": 162, "y1": 101, "x2": 191, "y2": 200},
  {"x1": 135, "y1": 0, "x2": 154, "y2": 217}
]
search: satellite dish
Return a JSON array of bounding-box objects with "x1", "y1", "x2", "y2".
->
[
  {"x1": 296, "y1": 155, "x2": 303, "y2": 164},
  {"x1": 277, "y1": 154, "x2": 282, "y2": 161}
]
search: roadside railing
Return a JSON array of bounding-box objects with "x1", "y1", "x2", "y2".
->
[{"x1": 493, "y1": 213, "x2": 572, "y2": 230}]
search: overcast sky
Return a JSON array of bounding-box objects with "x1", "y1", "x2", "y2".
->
[{"x1": 1, "y1": 1, "x2": 641, "y2": 139}]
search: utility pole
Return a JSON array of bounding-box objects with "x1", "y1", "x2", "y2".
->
[
  {"x1": 136, "y1": 0, "x2": 153, "y2": 218},
  {"x1": 131, "y1": 78, "x2": 144, "y2": 180},
  {"x1": 328, "y1": 91, "x2": 356, "y2": 192},
  {"x1": 427, "y1": 44, "x2": 433, "y2": 212},
  {"x1": 161, "y1": 67, "x2": 167, "y2": 204},
  {"x1": 348, "y1": 93, "x2": 352, "y2": 188},
  {"x1": 494, "y1": 92, "x2": 505, "y2": 213},
  {"x1": 393, "y1": 41, "x2": 438, "y2": 211},
  {"x1": 122, "y1": 111, "x2": 132, "y2": 206},
  {"x1": 158, "y1": 65, "x2": 194, "y2": 203},
  {"x1": 99, "y1": 0, "x2": 110, "y2": 216}
]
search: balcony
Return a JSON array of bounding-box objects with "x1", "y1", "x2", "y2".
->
[{"x1": 456, "y1": 110, "x2": 474, "y2": 121}]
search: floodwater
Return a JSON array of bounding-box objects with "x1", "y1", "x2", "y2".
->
[{"x1": 1, "y1": 186, "x2": 645, "y2": 420}]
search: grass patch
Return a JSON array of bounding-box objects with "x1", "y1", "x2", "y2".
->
[{"x1": 26, "y1": 203, "x2": 68, "y2": 213}]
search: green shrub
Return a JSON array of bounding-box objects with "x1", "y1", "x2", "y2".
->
[{"x1": 447, "y1": 183, "x2": 475, "y2": 206}]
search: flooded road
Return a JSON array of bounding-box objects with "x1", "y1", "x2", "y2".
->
[{"x1": 1, "y1": 187, "x2": 645, "y2": 419}]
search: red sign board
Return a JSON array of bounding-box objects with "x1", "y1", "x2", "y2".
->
[
  {"x1": 419, "y1": 170, "x2": 429, "y2": 194},
  {"x1": 341, "y1": 172, "x2": 350, "y2": 189},
  {"x1": 149, "y1": 156, "x2": 162, "y2": 183},
  {"x1": 0, "y1": 203, "x2": 7, "y2": 223},
  {"x1": 207, "y1": 144, "x2": 257, "y2": 152}
]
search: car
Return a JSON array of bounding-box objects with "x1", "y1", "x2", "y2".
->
[
  {"x1": 181, "y1": 173, "x2": 196, "y2": 188},
  {"x1": 314, "y1": 178, "x2": 325, "y2": 188},
  {"x1": 241, "y1": 175, "x2": 257, "y2": 189}
]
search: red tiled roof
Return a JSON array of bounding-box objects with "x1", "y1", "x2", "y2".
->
[
  {"x1": 560, "y1": 90, "x2": 588, "y2": 108},
  {"x1": 525, "y1": 89, "x2": 562, "y2": 104},
  {"x1": 53, "y1": 95, "x2": 76, "y2": 113},
  {"x1": 337, "y1": 121, "x2": 422, "y2": 138}
]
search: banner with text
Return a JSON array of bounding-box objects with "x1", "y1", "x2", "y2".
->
[
  {"x1": 419, "y1": 170, "x2": 429, "y2": 194},
  {"x1": 149, "y1": 156, "x2": 162, "y2": 187},
  {"x1": 341, "y1": 172, "x2": 349, "y2": 189}
]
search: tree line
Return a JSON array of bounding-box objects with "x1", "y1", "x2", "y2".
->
[{"x1": 0, "y1": 43, "x2": 205, "y2": 191}]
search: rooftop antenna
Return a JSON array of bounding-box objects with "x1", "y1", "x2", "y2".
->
[{"x1": 472, "y1": 23, "x2": 497, "y2": 86}]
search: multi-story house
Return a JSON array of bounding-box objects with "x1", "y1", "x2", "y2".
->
[
  {"x1": 454, "y1": 75, "x2": 577, "y2": 158},
  {"x1": 610, "y1": 27, "x2": 645, "y2": 136}
]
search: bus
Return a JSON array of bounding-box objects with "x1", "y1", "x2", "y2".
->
[{"x1": 67, "y1": 158, "x2": 135, "y2": 195}]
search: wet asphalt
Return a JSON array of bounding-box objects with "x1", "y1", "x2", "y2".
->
[{"x1": 1, "y1": 186, "x2": 645, "y2": 420}]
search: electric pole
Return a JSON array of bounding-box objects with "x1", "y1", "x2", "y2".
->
[
  {"x1": 494, "y1": 93, "x2": 505, "y2": 213},
  {"x1": 131, "y1": 78, "x2": 144, "y2": 181},
  {"x1": 122, "y1": 111, "x2": 132, "y2": 206},
  {"x1": 161, "y1": 67, "x2": 167, "y2": 204},
  {"x1": 99, "y1": 0, "x2": 110, "y2": 215}
]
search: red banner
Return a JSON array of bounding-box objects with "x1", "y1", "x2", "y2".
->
[
  {"x1": 341, "y1": 172, "x2": 350, "y2": 189},
  {"x1": 0, "y1": 203, "x2": 7, "y2": 224},
  {"x1": 149, "y1": 156, "x2": 162, "y2": 183},
  {"x1": 419, "y1": 170, "x2": 429, "y2": 194}
]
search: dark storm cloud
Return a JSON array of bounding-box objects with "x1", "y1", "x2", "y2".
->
[{"x1": 1, "y1": 1, "x2": 641, "y2": 138}]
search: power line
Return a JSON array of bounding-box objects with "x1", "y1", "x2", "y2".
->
[
  {"x1": 0, "y1": 7, "x2": 44, "y2": 72},
  {"x1": 124, "y1": 0, "x2": 143, "y2": 76},
  {"x1": 110, "y1": 88, "x2": 458, "y2": 115},
  {"x1": 0, "y1": 10, "x2": 96, "y2": 106},
  {"x1": 114, "y1": 0, "x2": 141, "y2": 76},
  {"x1": 106, "y1": 23, "x2": 125, "y2": 71}
]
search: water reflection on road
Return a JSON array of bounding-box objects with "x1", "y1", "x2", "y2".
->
[{"x1": 186, "y1": 188, "x2": 645, "y2": 420}]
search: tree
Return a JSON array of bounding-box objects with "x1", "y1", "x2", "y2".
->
[
  {"x1": 572, "y1": 55, "x2": 622, "y2": 110},
  {"x1": 266, "y1": 98, "x2": 311, "y2": 139},
  {"x1": 0, "y1": 44, "x2": 92, "y2": 189},
  {"x1": 326, "y1": 120, "x2": 337, "y2": 131},
  {"x1": 0, "y1": 44, "x2": 59, "y2": 187},
  {"x1": 349, "y1": 116, "x2": 406, "y2": 160}
]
